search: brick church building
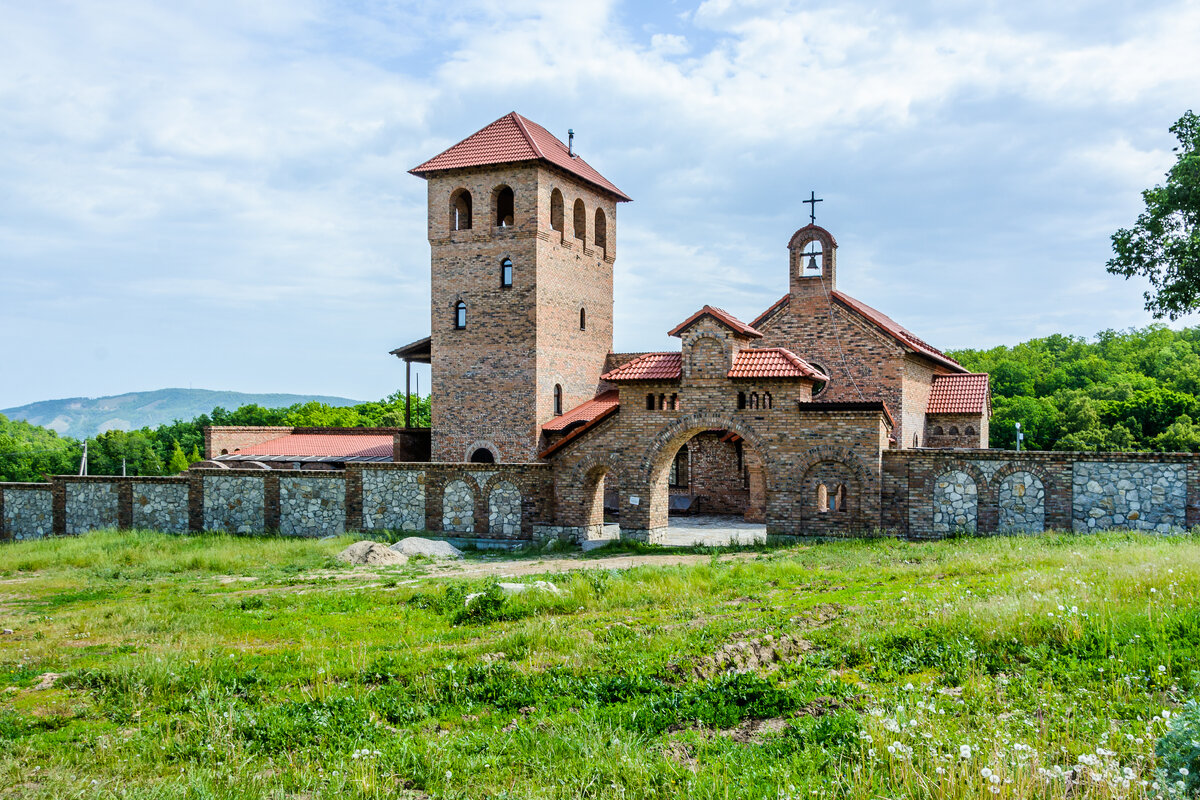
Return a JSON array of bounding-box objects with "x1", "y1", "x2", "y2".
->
[{"x1": 384, "y1": 112, "x2": 990, "y2": 540}]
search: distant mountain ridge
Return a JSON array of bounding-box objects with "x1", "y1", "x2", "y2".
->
[{"x1": 2, "y1": 389, "x2": 365, "y2": 439}]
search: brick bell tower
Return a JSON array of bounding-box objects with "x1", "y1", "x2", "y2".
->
[{"x1": 410, "y1": 112, "x2": 632, "y2": 463}]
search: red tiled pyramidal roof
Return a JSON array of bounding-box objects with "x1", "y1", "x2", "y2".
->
[
  {"x1": 542, "y1": 390, "x2": 620, "y2": 432},
  {"x1": 926, "y1": 373, "x2": 990, "y2": 414},
  {"x1": 728, "y1": 348, "x2": 828, "y2": 380},
  {"x1": 226, "y1": 434, "x2": 393, "y2": 460},
  {"x1": 669, "y1": 305, "x2": 763, "y2": 339},
  {"x1": 410, "y1": 112, "x2": 631, "y2": 201},
  {"x1": 600, "y1": 352, "x2": 682, "y2": 382}
]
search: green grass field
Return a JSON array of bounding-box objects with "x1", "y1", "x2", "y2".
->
[{"x1": 1, "y1": 529, "x2": 1198, "y2": 799}]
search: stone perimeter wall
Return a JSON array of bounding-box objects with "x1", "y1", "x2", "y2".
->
[
  {"x1": 5, "y1": 451, "x2": 1200, "y2": 543},
  {"x1": 882, "y1": 450, "x2": 1200, "y2": 539},
  {"x1": 0, "y1": 464, "x2": 554, "y2": 543}
]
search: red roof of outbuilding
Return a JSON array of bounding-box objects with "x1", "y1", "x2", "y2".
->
[
  {"x1": 728, "y1": 348, "x2": 828, "y2": 380},
  {"x1": 926, "y1": 373, "x2": 991, "y2": 415},
  {"x1": 542, "y1": 390, "x2": 620, "y2": 432},
  {"x1": 410, "y1": 112, "x2": 631, "y2": 201},
  {"x1": 600, "y1": 352, "x2": 682, "y2": 382},
  {"x1": 224, "y1": 434, "x2": 394, "y2": 460},
  {"x1": 668, "y1": 305, "x2": 763, "y2": 339}
]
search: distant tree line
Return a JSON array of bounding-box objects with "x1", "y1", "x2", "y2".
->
[
  {"x1": 0, "y1": 392, "x2": 430, "y2": 482},
  {"x1": 951, "y1": 325, "x2": 1200, "y2": 451}
]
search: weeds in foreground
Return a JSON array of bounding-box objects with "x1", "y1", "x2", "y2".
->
[{"x1": 1, "y1": 530, "x2": 1200, "y2": 798}]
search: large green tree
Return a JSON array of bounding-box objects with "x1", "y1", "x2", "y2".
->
[{"x1": 1107, "y1": 111, "x2": 1200, "y2": 319}]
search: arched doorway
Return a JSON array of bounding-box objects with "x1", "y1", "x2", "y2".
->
[
  {"x1": 579, "y1": 463, "x2": 621, "y2": 547},
  {"x1": 641, "y1": 421, "x2": 770, "y2": 546}
]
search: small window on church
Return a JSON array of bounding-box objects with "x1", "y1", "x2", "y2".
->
[
  {"x1": 595, "y1": 208, "x2": 607, "y2": 250},
  {"x1": 933, "y1": 425, "x2": 944, "y2": 436},
  {"x1": 809, "y1": 361, "x2": 829, "y2": 397},
  {"x1": 737, "y1": 391, "x2": 746, "y2": 410},
  {"x1": 749, "y1": 392, "x2": 759, "y2": 409},
  {"x1": 470, "y1": 448, "x2": 495, "y2": 463},
  {"x1": 670, "y1": 393, "x2": 678, "y2": 410},
  {"x1": 450, "y1": 189, "x2": 472, "y2": 231},
  {"x1": 835, "y1": 484, "x2": 847, "y2": 513},
  {"x1": 659, "y1": 393, "x2": 667, "y2": 410},
  {"x1": 501, "y1": 258, "x2": 513, "y2": 288},
  {"x1": 763, "y1": 392, "x2": 772, "y2": 409},
  {"x1": 495, "y1": 186, "x2": 514, "y2": 227},
  {"x1": 949, "y1": 426, "x2": 959, "y2": 436},
  {"x1": 550, "y1": 189, "x2": 564, "y2": 233},
  {"x1": 646, "y1": 394, "x2": 655, "y2": 410},
  {"x1": 454, "y1": 301, "x2": 466, "y2": 329},
  {"x1": 573, "y1": 199, "x2": 586, "y2": 241},
  {"x1": 554, "y1": 384, "x2": 563, "y2": 416},
  {"x1": 580, "y1": 308, "x2": 586, "y2": 330},
  {"x1": 913, "y1": 434, "x2": 919, "y2": 448},
  {"x1": 816, "y1": 484, "x2": 828, "y2": 513},
  {"x1": 965, "y1": 425, "x2": 976, "y2": 436}
]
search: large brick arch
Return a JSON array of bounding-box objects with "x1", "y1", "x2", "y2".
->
[{"x1": 636, "y1": 412, "x2": 772, "y2": 487}]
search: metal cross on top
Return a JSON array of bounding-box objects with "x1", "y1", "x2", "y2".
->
[{"x1": 803, "y1": 190, "x2": 823, "y2": 225}]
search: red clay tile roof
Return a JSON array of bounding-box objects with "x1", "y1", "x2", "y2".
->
[
  {"x1": 600, "y1": 352, "x2": 682, "y2": 382},
  {"x1": 926, "y1": 373, "x2": 991, "y2": 415},
  {"x1": 538, "y1": 403, "x2": 620, "y2": 459},
  {"x1": 749, "y1": 292, "x2": 964, "y2": 372},
  {"x1": 223, "y1": 434, "x2": 393, "y2": 460},
  {"x1": 410, "y1": 112, "x2": 631, "y2": 201},
  {"x1": 542, "y1": 390, "x2": 620, "y2": 432},
  {"x1": 831, "y1": 291, "x2": 964, "y2": 372},
  {"x1": 729, "y1": 348, "x2": 828, "y2": 380},
  {"x1": 669, "y1": 305, "x2": 763, "y2": 339},
  {"x1": 750, "y1": 294, "x2": 790, "y2": 330}
]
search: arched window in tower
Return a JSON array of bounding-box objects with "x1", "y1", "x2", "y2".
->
[
  {"x1": 579, "y1": 307, "x2": 586, "y2": 330},
  {"x1": 500, "y1": 258, "x2": 513, "y2": 288},
  {"x1": 737, "y1": 391, "x2": 746, "y2": 410},
  {"x1": 454, "y1": 301, "x2": 467, "y2": 330},
  {"x1": 749, "y1": 392, "x2": 759, "y2": 409},
  {"x1": 965, "y1": 425, "x2": 976, "y2": 436},
  {"x1": 550, "y1": 189, "x2": 564, "y2": 233},
  {"x1": 594, "y1": 208, "x2": 607, "y2": 250},
  {"x1": 834, "y1": 484, "x2": 847, "y2": 513},
  {"x1": 948, "y1": 426, "x2": 959, "y2": 436},
  {"x1": 646, "y1": 393, "x2": 655, "y2": 410},
  {"x1": 553, "y1": 384, "x2": 563, "y2": 416},
  {"x1": 494, "y1": 186, "x2": 514, "y2": 227},
  {"x1": 817, "y1": 484, "x2": 829, "y2": 513},
  {"x1": 450, "y1": 189, "x2": 472, "y2": 231},
  {"x1": 573, "y1": 198, "x2": 586, "y2": 241},
  {"x1": 933, "y1": 425, "x2": 944, "y2": 436},
  {"x1": 763, "y1": 392, "x2": 772, "y2": 409}
]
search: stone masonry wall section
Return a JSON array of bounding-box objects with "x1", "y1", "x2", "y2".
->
[
  {"x1": 2, "y1": 486, "x2": 54, "y2": 540},
  {"x1": 1072, "y1": 462, "x2": 1187, "y2": 533},
  {"x1": 361, "y1": 469, "x2": 426, "y2": 532},
  {"x1": 279, "y1": 475, "x2": 346, "y2": 537},
  {"x1": 65, "y1": 481, "x2": 119, "y2": 534},
  {"x1": 132, "y1": 482, "x2": 190, "y2": 533},
  {"x1": 202, "y1": 475, "x2": 265, "y2": 533}
]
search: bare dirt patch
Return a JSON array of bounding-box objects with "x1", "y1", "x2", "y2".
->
[{"x1": 681, "y1": 631, "x2": 813, "y2": 680}]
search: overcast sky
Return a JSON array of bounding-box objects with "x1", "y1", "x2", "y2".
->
[{"x1": 1, "y1": 0, "x2": 1197, "y2": 409}]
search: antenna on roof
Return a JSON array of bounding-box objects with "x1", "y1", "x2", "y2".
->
[{"x1": 568, "y1": 129, "x2": 575, "y2": 157}]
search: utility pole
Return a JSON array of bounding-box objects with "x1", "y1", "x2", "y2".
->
[{"x1": 79, "y1": 440, "x2": 88, "y2": 476}]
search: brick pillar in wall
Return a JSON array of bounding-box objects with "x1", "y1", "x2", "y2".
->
[
  {"x1": 343, "y1": 464, "x2": 364, "y2": 532},
  {"x1": 264, "y1": 473, "x2": 281, "y2": 531},
  {"x1": 745, "y1": 463, "x2": 765, "y2": 523},
  {"x1": 117, "y1": 482, "x2": 133, "y2": 530},
  {"x1": 1044, "y1": 461, "x2": 1073, "y2": 532},
  {"x1": 52, "y1": 478, "x2": 67, "y2": 536},
  {"x1": 1188, "y1": 462, "x2": 1200, "y2": 528},
  {"x1": 188, "y1": 471, "x2": 204, "y2": 532}
]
